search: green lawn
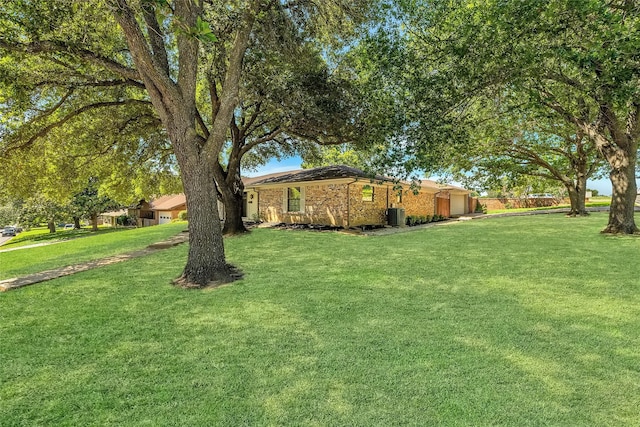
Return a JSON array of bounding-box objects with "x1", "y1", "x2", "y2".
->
[
  {"x1": 2, "y1": 225, "x2": 124, "y2": 249},
  {"x1": 0, "y1": 222, "x2": 187, "y2": 280},
  {"x1": 1, "y1": 214, "x2": 640, "y2": 425},
  {"x1": 485, "y1": 199, "x2": 612, "y2": 214}
]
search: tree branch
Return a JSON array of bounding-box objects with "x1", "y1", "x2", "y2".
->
[
  {"x1": 239, "y1": 127, "x2": 284, "y2": 156},
  {"x1": 0, "y1": 40, "x2": 140, "y2": 81},
  {"x1": 142, "y1": 2, "x2": 171, "y2": 75},
  {"x1": 9, "y1": 99, "x2": 153, "y2": 152}
]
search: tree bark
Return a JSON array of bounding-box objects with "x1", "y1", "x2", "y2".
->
[
  {"x1": 580, "y1": 107, "x2": 638, "y2": 233},
  {"x1": 175, "y1": 152, "x2": 232, "y2": 287},
  {"x1": 47, "y1": 221, "x2": 56, "y2": 233},
  {"x1": 91, "y1": 213, "x2": 99, "y2": 231},
  {"x1": 217, "y1": 151, "x2": 248, "y2": 235},
  {"x1": 603, "y1": 154, "x2": 638, "y2": 234},
  {"x1": 109, "y1": 0, "x2": 253, "y2": 287},
  {"x1": 221, "y1": 175, "x2": 247, "y2": 235},
  {"x1": 564, "y1": 177, "x2": 588, "y2": 217},
  {"x1": 73, "y1": 216, "x2": 81, "y2": 229}
]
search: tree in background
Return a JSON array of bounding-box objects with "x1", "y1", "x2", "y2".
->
[
  {"x1": 390, "y1": 0, "x2": 640, "y2": 233},
  {"x1": 18, "y1": 196, "x2": 66, "y2": 233},
  {"x1": 450, "y1": 97, "x2": 606, "y2": 216},
  {"x1": 68, "y1": 179, "x2": 120, "y2": 231},
  {"x1": 215, "y1": 33, "x2": 363, "y2": 235},
  {"x1": 0, "y1": 201, "x2": 21, "y2": 227}
]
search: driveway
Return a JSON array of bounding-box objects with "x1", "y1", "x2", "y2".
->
[{"x1": 0, "y1": 235, "x2": 14, "y2": 246}]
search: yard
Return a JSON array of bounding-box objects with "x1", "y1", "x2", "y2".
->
[{"x1": 1, "y1": 213, "x2": 639, "y2": 425}]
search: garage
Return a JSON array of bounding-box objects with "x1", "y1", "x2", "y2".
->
[
  {"x1": 450, "y1": 193, "x2": 468, "y2": 216},
  {"x1": 158, "y1": 211, "x2": 173, "y2": 225}
]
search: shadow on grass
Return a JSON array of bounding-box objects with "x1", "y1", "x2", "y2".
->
[{"x1": 3, "y1": 227, "x2": 130, "y2": 248}]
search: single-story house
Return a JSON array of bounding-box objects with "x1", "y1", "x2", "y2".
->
[
  {"x1": 243, "y1": 165, "x2": 472, "y2": 228},
  {"x1": 100, "y1": 165, "x2": 471, "y2": 229},
  {"x1": 98, "y1": 209, "x2": 128, "y2": 227},
  {"x1": 127, "y1": 194, "x2": 187, "y2": 226},
  {"x1": 101, "y1": 195, "x2": 188, "y2": 227}
]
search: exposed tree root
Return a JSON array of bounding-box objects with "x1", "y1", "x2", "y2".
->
[
  {"x1": 173, "y1": 264, "x2": 244, "y2": 289},
  {"x1": 600, "y1": 225, "x2": 640, "y2": 235}
]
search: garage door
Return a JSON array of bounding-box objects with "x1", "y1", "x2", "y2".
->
[
  {"x1": 450, "y1": 195, "x2": 467, "y2": 216},
  {"x1": 158, "y1": 211, "x2": 173, "y2": 224}
]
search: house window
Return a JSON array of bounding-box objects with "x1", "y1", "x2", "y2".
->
[
  {"x1": 362, "y1": 185, "x2": 374, "y2": 202},
  {"x1": 287, "y1": 187, "x2": 301, "y2": 212}
]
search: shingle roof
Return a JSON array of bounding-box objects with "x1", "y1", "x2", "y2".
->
[
  {"x1": 242, "y1": 170, "x2": 301, "y2": 186},
  {"x1": 247, "y1": 165, "x2": 388, "y2": 186},
  {"x1": 149, "y1": 194, "x2": 186, "y2": 210}
]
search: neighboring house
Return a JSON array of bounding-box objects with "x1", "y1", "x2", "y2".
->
[
  {"x1": 102, "y1": 195, "x2": 188, "y2": 227},
  {"x1": 127, "y1": 194, "x2": 187, "y2": 227},
  {"x1": 243, "y1": 165, "x2": 471, "y2": 228},
  {"x1": 99, "y1": 209, "x2": 128, "y2": 227}
]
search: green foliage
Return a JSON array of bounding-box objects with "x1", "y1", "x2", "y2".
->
[
  {"x1": 191, "y1": 16, "x2": 217, "y2": 44},
  {"x1": 17, "y1": 196, "x2": 66, "y2": 228},
  {"x1": 68, "y1": 180, "x2": 119, "y2": 222},
  {"x1": 405, "y1": 214, "x2": 432, "y2": 226},
  {"x1": 116, "y1": 214, "x2": 135, "y2": 226},
  {"x1": 0, "y1": 202, "x2": 20, "y2": 226},
  {"x1": 177, "y1": 210, "x2": 187, "y2": 221}
]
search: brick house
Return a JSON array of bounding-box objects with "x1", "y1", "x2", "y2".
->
[
  {"x1": 101, "y1": 166, "x2": 471, "y2": 229},
  {"x1": 243, "y1": 165, "x2": 471, "y2": 227}
]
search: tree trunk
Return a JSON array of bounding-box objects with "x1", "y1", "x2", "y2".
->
[
  {"x1": 91, "y1": 213, "x2": 99, "y2": 231},
  {"x1": 565, "y1": 178, "x2": 588, "y2": 216},
  {"x1": 110, "y1": 0, "x2": 253, "y2": 287},
  {"x1": 583, "y1": 115, "x2": 638, "y2": 234},
  {"x1": 174, "y1": 155, "x2": 233, "y2": 287},
  {"x1": 566, "y1": 184, "x2": 579, "y2": 216},
  {"x1": 603, "y1": 157, "x2": 638, "y2": 234},
  {"x1": 47, "y1": 221, "x2": 56, "y2": 233},
  {"x1": 574, "y1": 172, "x2": 588, "y2": 215},
  {"x1": 73, "y1": 216, "x2": 81, "y2": 229},
  {"x1": 221, "y1": 174, "x2": 248, "y2": 235}
]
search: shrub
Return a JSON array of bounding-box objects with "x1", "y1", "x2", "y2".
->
[
  {"x1": 178, "y1": 210, "x2": 188, "y2": 221},
  {"x1": 116, "y1": 214, "x2": 135, "y2": 226}
]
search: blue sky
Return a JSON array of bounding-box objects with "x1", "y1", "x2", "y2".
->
[{"x1": 246, "y1": 156, "x2": 616, "y2": 196}]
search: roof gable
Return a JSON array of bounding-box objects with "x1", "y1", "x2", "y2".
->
[{"x1": 149, "y1": 194, "x2": 187, "y2": 211}]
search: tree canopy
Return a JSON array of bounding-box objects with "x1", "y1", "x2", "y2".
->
[
  {"x1": 380, "y1": 0, "x2": 640, "y2": 232},
  {"x1": 0, "y1": 0, "x2": 378, "y2": 286}
]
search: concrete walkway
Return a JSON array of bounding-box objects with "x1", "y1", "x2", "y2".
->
[{"x1": 0, "y1": 232, "x2": 189, "y2": 292}]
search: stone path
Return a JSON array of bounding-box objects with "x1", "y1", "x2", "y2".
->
[{"x1": 0, "y1": 232, "x2": 189, "y2": 292}]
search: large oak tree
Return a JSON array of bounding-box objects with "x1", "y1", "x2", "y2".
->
[{"x1": 0, "y1": 0, "x2": 373, "y2": 287}]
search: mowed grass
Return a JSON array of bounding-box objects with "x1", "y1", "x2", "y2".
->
[
  {"x1": 1, "y1": 213, "x2": 640, "y2": 425},
  {"x1": 0, "y1": 222, "x2": 187, "y2": 280},
  {"x1": 1, "y1": 225, "x2": 122, "y2": 249},
  {"x1": 486, "y1": 198, "x2": 612, "y2": 214}
]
